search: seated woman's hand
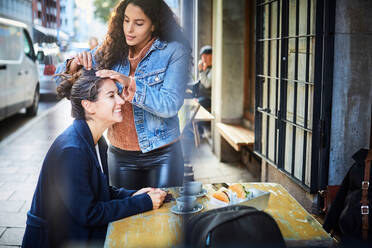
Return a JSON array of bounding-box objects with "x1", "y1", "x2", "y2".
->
[
  {"x1": 147, "y1": 190, "x2": 167, "y2": 210},
  {"x1": 152, "y1": 188, "x2": 167, "y2": 196},
  {"x1": 132, "y1": 187, "x2": 154, "y2": 196}
]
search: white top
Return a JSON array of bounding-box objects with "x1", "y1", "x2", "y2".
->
[{"x1": 95, "y1": 144, "x2": 104, "y2": 173}]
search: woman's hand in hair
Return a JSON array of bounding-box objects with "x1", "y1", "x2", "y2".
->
[
  {"x1": 69, "y1": 51, "x2": 93, "y2": 73},
  {"x1": 147, "y1": 190, "x2": 167, "y2": 210},
  {"x1": 96, "y1": 70, "x2": 131, "y2": 87}
]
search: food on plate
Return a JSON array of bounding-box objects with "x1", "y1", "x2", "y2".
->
[
  {"x1": 228, "y1": 183, "x2": 250, "y2": 199},
  {"x1": 212, "y1": 189, "x2": 230, "y2": 203}
]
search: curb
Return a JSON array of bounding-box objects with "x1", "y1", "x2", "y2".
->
[{"x1": 0, "y1": 99, "x2": 69, "y2": 150}]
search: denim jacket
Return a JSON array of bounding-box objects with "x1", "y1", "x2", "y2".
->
[{"x1": 56, "y1": 39, "x2": 191, "y2": 152}]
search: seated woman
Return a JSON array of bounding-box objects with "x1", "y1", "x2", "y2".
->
[{"x1": 22, "y1": 69, "x2": 166, "y2": 248}]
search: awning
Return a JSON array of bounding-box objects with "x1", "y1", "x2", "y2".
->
[{"x1": 32, "y1": 25, "x2": 70, "y2": 43}]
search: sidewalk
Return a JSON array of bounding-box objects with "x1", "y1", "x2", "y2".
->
[
  {"x1": 192, "y1": 140, "x2": 258, "y2": 183},
  {"x1": 0, "y1": 99, "x2": 255, "y2": 247},
  {"x1": 0, "y1": 99, "x2": 73, "y2": 247}
]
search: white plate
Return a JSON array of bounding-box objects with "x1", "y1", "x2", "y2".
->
[
  {"x1": 209, "y1": 188, "x2": 270, "y2": 210},
  {"x1": 170, "y1": 203, "x2": 203, "y2": 215},
  {"x1": 179, "y1": 188, "x2": 207, "y2": 198}
]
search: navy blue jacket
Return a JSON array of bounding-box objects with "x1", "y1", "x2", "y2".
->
[{"x1": 22, "y1": 120, "x2": 153, "y2": 248}]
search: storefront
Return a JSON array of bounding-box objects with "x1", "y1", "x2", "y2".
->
[{"x1": 195, "y1": 0, "x2": 372, "y2": 213}]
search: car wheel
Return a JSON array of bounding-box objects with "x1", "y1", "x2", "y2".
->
[{"x1": 26, "y1": 86, "x2": 40, "y2": 116}]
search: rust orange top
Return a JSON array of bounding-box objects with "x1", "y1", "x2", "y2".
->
[{"x1": 107, "y1": 37, "x2": 156, "y2": 151}]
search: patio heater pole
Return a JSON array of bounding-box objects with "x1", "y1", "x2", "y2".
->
[{"x1": 194, "y1": 0, "x2": 199, "y2": 81}]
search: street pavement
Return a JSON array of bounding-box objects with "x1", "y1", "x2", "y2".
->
[
  {"x1": 0, "y1": 99, "x2": 72, "y2": 247},
  {"x1": 0, "y1": 99, "x2": 255, "y2": 247}
]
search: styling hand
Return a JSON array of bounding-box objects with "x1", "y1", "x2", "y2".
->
[
  {"x1": 132, "y1": 187, "x2": 155, "y2": 196},
  {"x1": 69, "y1": 51, "x2": 93, "y2": 73},
  {"x1": 147, "y1": 190, "x2": 167, "y2": 210},
  {"x1": 96, "y1": 70, "x2": 131, "y2": 88}
]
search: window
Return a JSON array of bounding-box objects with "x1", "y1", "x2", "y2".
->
[
  {"x1": 23, "y1": 29, "x2": 35, "y2": 60},
  {"x1": 255, "y1": 0, "x2": 334, "y2": 192},
  {"x1": 0, "y1": 24, "x2": 22, "y2": 61}
]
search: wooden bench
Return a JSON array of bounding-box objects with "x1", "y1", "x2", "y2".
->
[
  {"x1": 216, "y1": 123, "x2": 254, "y2": 151},
  {"x1": 192, "y1": 105, "x2": 214, "y2": 147}
]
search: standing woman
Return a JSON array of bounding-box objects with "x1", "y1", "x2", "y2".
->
[
  {"x1": 22, "y1": 69, "x2": 166, "y2": 248},
  {"x1": 58, "y1": 0, "x2": 191, "y2": 189}
]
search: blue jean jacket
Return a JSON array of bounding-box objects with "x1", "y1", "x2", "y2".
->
[{"x1": 56, "y1": 39, "x2": 191, "y2": 152}]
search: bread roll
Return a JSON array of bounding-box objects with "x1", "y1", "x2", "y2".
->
[
  {"x1": 228, "y1": 183, "x2": 247, "y2": 199},
  {"x1": 212, "y1": 190, "x2": 230, "y2": 203}
]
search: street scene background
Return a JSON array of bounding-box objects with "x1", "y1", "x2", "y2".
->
[
  {"x1": 0, "y1": 1, "x2": 255, "y2": 246},
  {"x1": 1, "y1": 0, "x2": 372, "y2": 247}
]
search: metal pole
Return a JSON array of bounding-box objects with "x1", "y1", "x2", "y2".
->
[
  {"x1": 194, "y1": 0, "x2": 199, "y2": 81},
  {"x1": 179, "y1": 0, "x2": 183, "y2": 26}
]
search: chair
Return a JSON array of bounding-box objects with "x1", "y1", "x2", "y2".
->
[
  {"x1": 179, "y1": 99, "x2": 200, "y2": 176},
  {"x1": 179, "y1": 99, "x2": 201, "y2": 138}
]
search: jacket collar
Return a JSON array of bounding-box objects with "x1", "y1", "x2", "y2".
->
[
  {"x1": 73, "y1": 119, "x2": 95, "y2": 149},
  {"x1": 73, "y1": 119, "x2": 102, "y2": 171},
  {"x1": 122, "y1": 38, "x2": 167, "y2": 68},
  {"x1": 152, "y1": 38, "x2": 167, "y2": 50}
]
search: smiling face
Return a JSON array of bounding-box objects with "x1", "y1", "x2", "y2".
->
[
  {"x1": 90, "y1": 79, "x2": 124, "y2": 125},
  {"x1": 123, "y1": 3, "x2": 154, "y2": 53}
]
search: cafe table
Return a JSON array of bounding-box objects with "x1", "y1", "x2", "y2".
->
[{"x1": 104, "y1": 183, "x2": 334, "y2": 247}]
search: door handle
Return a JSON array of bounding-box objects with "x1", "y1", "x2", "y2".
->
[
  {"x1": 18, "y1": 71, "x2": 22, "y2": 76},
  {"x1": 0, "y1": 65, "x2": 6, "y2": 70},
  {"x1": 25, "y1": 70, "x2": 28, "y2": 75}
]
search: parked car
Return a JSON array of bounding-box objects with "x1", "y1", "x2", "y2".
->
[
  {"x1": 0, "y1": 17, "x2": 40, "y2": 121},
  {"x1": 37, "y1": 52, "x2": 62, "y2": 95}
]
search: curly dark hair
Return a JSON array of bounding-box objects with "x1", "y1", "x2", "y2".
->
[
  {"x1": 95, "y1": 0, "x2": 190, "y2": 69},
  {"x1": 56, "y1": 69, "x2": 106, "y2": 120}
]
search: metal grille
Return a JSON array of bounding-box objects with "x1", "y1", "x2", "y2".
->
[{"x1": 255, "y1": 0, "x2": 334, "y2": 192}]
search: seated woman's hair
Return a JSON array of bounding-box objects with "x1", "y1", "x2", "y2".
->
[{"x1": 56, "y1": 69, "x2": 106, "y2": 120}]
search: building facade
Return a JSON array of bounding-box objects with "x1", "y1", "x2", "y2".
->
[
  {"x1": 32, "y1": 0, "x2": 60, "y2": 28},
  {"x1": 0, "y1": 0, "x2": 33, "y2": 30},
  {"x1": 196, "y1": 0, "x2": 372, "y2": 212},
  {"x1": 31, "y1": 0, "x2": 63, "y2": 43},
  {"x1": 59, "y1": 0, "x2": 74, "y2": 38},
  {"x1": 1, "y1": 0, "x2": 71, "y2": 43}
]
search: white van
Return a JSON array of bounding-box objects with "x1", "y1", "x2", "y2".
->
[{"x1": 0, "y1": 17, "x2": 40, "y2": 121}]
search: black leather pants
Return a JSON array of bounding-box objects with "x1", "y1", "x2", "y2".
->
[{"x1": 108, "y1": 141, "x2": 184, "y2": 190}]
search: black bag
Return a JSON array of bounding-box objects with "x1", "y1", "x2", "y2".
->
[
  {"x1": 185, "y1": 205, "x2": 286, "y2": 248},
  {"x1": 338, "y1": 190, "x2": 372, "y2": 241},
  {"x1": 323, "y1": 148, "x2": 372, "y2": 244}
]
